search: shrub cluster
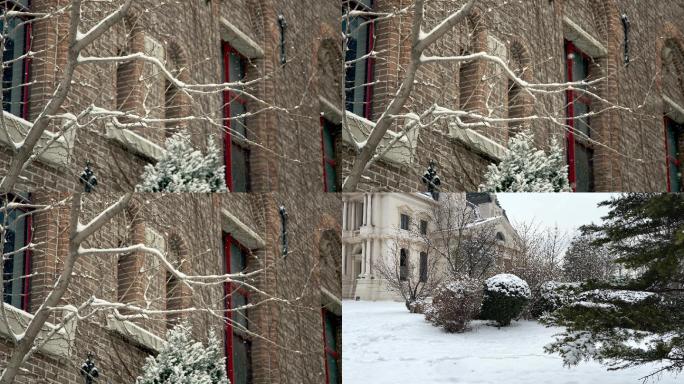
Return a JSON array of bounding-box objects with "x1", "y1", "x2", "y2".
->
[
  {"x1": 425, "y1": 277, "x2": 483, "y2": 333},
  {"x1": 530, "y1": 281, "x2": 583, "y2": 318},
  {"x1": 480, "y1": 274, "x2": 531, "y2": 326}
]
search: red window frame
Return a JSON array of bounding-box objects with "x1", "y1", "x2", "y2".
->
[
  {"x1": 223, "y1": 233, "x2": 252, "y2": 384},
  {"x1": 321, "y1": 308, "x2": 341, "y2": 384},
  {"x1": 1, "y1": 194, "x2": 32, "y2": 312},
  {"x1": 564, "y1": 40, "x2": 595, "y2": 192},
  {"x1": 222, "y1": 42, "x2": 250, "y2": 192},
  {"x1": 344, "y1": 0, "x2": 376, "y2": 119},
  {"x1": 664, "y1": 116, "x2": 682, "y2": 192},
  {"x1": 320, "y1": 118, "x2": 340, "y2": 192}
]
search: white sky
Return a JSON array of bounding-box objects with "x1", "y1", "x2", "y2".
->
[{"x1": 496, "y1": 193, "x2": 619, "y2": 236}]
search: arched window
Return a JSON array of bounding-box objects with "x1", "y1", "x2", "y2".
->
[
  {"x1": 507, "y1": 42, "x2": 532, "y2": 135},
  {"x1": 458, "y1": 12, "x2": 486, "y2": 123},
  {"x1": 399, "y1": 248, "x2": 408, "y2": 281},
  {"x1": 116, "y1": 21, "x2": 144, "y2": 120},
  {"x1": 496, "y1": 232, "x2": 505, "y2": 242},
  {"x1": 165, "y1": 236, "x2": 189, "y2": 330},
  {"x1": 2, "y1": 0, "x2": 31, "y2": 118},
  {"x1": 164, "y1": 43, "x2": 190, "y2": 138}
]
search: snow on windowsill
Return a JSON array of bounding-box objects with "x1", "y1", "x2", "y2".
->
[
  {"x1": 221, "y1": 209, "x2": 266, "y2": 250},
  {"x1": 319, "y1": 97, "x2": 420, "y2": 166},
  {"x1": 105, "y1": 316, "x2": 165, "y2": 353},
  {"x1": 563, "y1": 17, "x2": 608, "y2": 58},
  {"x1": 104, "y1": 123, "x2": 166, "y2": 162},
  {"x1": 0, "y1": 111, "x2": 76, "y2": 168},
  {"x1": 0, "y1": 302, "x2": 76, "y2": 358},
  {"x1": 220, "y1": 18, "x2": 265, "y2": 59},
  {"x1": 448, "y1": 123, "x2": 509, "y2": 162}
]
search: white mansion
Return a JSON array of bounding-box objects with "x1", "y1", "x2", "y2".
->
[{"x1": 341, "y1": 193, "x2": 519, "y2": 301}]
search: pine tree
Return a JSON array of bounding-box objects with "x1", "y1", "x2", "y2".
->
[
  {"x1": 136, "y1": 323, "x2": 229, "y2": 384},
  {"x1": 544, "y1": 194, "x2": 684, "y2": 379},
  {"x1": 136, "y1": 131, "x2": 227, "y2": 192},
  {"x1": 479, "y1": 130, "x2": 570, "y2": 192}
]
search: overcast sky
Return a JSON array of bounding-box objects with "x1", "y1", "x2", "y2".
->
[{"x1": 496, "y1": 193, "x2": 619, "y2": 236}]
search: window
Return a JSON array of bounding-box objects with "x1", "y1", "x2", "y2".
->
[
  {"x1": 419, "y1": 220, "x2": 428, "y2": 235},
  {"x1": 343, "y1": 0, "x2": 374, "y2": 118},
  {"x1": 400, "y1": 214, "x2": 410, "y2": 231},
  {"x1": 666, "y1": 117, "x2": 683, "y2": 192},
  {"x1": 496, "y1": 232, "x2": 505, "y2": 242},
  {"x1": 223, "y1": 234, "x2": 252, "y2": 384},
  {"x1": 419, "y1": 252, "x2": 428, "y2": 283},
  {"x1": 565, "y1": 40, "x2": 595, "y2": 192},
  {"x1": 222, "y1": 42, "x2": 251, "y2": 192},
  {"x1": 322, "y1": 309, "x2": 341, "y2": 384},
  {"x1": 1, "y1": 198, "x2": 30, "y2": 310},
  {"x1": 2, "y1": 1, "x2": 31, "y2": 118},
  {"x1": 321, "y1": 118, "x2": 341, "y2": 192},
  {"x1": 399, "y1": 249, "x2": 408, "y2": 281}
]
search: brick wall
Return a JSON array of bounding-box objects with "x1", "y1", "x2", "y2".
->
[{"x1": 344, "y1": 0, "x2": 684, "y2": 192}]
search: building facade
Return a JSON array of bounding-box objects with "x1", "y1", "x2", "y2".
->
[
  {"x1": 341, "y1": 192, "x2": 518, "y2": 301},
  {"x1": 0, "y1": 192, "x2": 342, "y2": 384},
  {"x1": 339, "y1": 0, "x2": 684, "y2": 192},
  {"x1": 0, "y1": 0, "x2": 343, "y2": 194}
]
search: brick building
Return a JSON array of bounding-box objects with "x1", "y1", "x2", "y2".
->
[
  {"x1": 338, "y1": 0, "x2": 684, "y2": 192},
  {"x1": 0, "y1": 0, "x2": 344, "y2": 194},
  {"x1": 0, "y1": 192, "x2": 341, "y2": 384}
]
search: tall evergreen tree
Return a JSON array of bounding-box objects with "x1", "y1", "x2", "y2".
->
[
  {"x1": 562, "y1": 233, "x2": 617, "y2": 282},
  {"x1": 545, "y1": 194, "x2": 684, "y2": 379}
]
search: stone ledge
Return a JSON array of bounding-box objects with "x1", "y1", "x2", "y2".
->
[
  {"x1": 0, "y1": 111, "x2": 76, "y2": 168},
  {"x1": 563, "y1": 17, "x2": 608, "y2": 58},
  {"x1": 105, "y1": 316, "x2": 165, "y2": 353},
  {"x1": 0, "y1": 303, "x2": 77, "y2": 359},
  {"x1": 220, "y1": 18, "x2": 265, "y2": 59},
  {"x1": 448, "y1": 124, "x2": 509, "y2": 162},
  {"x1": 105, "y1": 124, "x2": 166, "y2": 162},
  {"x1": 664, "y1": 95, "x2": 684, "y2": 123},
  {"x1": 321, "y1": 288, "x2": 342, "y2": 316},
  {"x1": 221, "y1": 209, "x2": 266, "y2": 250},
  {"x1": 319, "y1": 97, "x2": 420, "y2": 166}
]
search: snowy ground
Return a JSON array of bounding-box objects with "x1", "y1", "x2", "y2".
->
[{"x1": 343, "y1": 300, "x2": 680, "y2": 384}]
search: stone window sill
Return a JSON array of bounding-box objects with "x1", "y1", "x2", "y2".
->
[
  {"x1": 105, "y1": 124, "x2": 166, "y2": 162},
  {"x1": 105, "y1": 316, "x2": 165, "y2": 353},
  {"x1": 448, "y1": 124, "x2": 509, "y2": 162},
  {"x1": 0, "y1": 303, "x2": 76, "y2": 359}
]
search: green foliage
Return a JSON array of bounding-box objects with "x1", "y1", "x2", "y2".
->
[
  {"x1": 479, "y1": 274, "x2": 531, "y2": 326},
  {"x1": 530, "y1": 281, "x2": 584, "y2": 319},
  {"x1": 136, "y1": 323, "x2": 229, "y2": 384},
  {"x1": 544, "y1": 194, "x2": 684, "y2": 378}
]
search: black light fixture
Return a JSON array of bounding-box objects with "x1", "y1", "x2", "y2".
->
[
  {"x1": 621, "y1": 14, "x2": 630, "y2": 66},
  {"x1": 279, "y1": 205, "x2": 288, "y2": 257},
  {"x1": 80, "y1": 353, "x2": 99, "y2": 384},
  {"x1": 422, "y1": 160, "x2": 441, "y2": 201},
  {"x1": 79, "y1": 161, "x2": 98, "y2": 193},
  {"x1": 278, "y1": 14, "x2": 287, "y2": 65}
]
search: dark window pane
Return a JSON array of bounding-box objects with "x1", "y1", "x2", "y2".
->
[
  {"x1": 324, "y1": 311, "x2": 341, "y2": 384},
  {"x1": 232, "y1": 335, "x2": 251, "y2": 384},
  {"x1": 420, "y1": 220, "x2": 428, "y2": 235},
  {"x1": 344, "y1": 16, "x2": 370, "y2": 116},
  {"x1": 400, "y1": 214, "x2": 410, "y2": 230},
  {"x1": 1, "y1": 209, "x2": 27, "y2": 309},
  {"x1": 574, "y1": 144, "x2": 594, "y2": 192},
  {"x1": 573, "y1": 101, "x2": 591, "y2": 138},
  {"x1": 419, "y1": 252, "x2": 428, "y2": 283},
  {"x1": 667, "y1": 120, "x2": 682, "y2": 192},
  {"x1": 1, "y1": 18, "x2": 27, "y2": 117},
  {"x1": 230, "y1": 101, "x2": 248, "y2": 139},
  {"x1": 231, "y1": 144, "x2": 250, "y2": 192},
  {"x1": 399, "y1": 249, "x2": 408, "y2": 281}
]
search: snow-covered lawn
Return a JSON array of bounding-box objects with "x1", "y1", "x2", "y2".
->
[{"x1": 343, "y1": 300, "x2": 680, "y2": 384}]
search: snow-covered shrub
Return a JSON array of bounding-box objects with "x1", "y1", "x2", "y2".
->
[
  {"x1": 136, "y1": 131, "x2": 227, "y2": 192},
  {"x1": 530, "y1": 281, "x2": 583, "y2": 318},
  {"x1": 425, "y1": 278, "x2": 483, "y2": 333},
  {"x1": 480, "y1": 274, "x2": 531, "y2": 326},
  {"x1": 409, "y1": 298, "x2": 430, "y2": 314},
  {"x1": 479, "y1": 129, "x2": 570, "y2": 192},
  {"x1": 136, "y1": 323, "x2": 228, "y2": 384}
]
